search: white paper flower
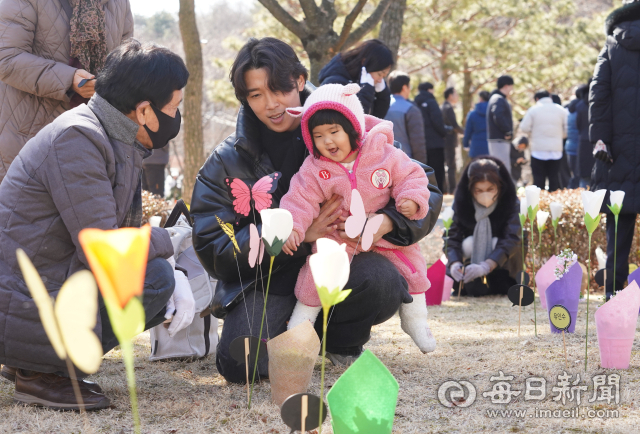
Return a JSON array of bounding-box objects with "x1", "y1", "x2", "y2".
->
[
  {"x1": 525, "y1": 185, "x2": 541, "y2": 210},
  {"x1": 550, "y1": 202, "x2": 564, "y2": 221},
  {"x1": 581, "y1": 189, "x2": 606, "y2": 219},
  {"x1": 260, "y1": 209, "x2": 293, "y2": 256},
  {"x1": 610, "y1": 190, "x2": 625, "y2": 208},
  {"x1": 441, "y1": 206, "x2": 454, "y2": 222},
  {"x1": 536, "y1": 210, "x2": 549, "y2": 230},
  {"x1": 309, "y1": 239, "x2": 352, "y2": 308},
  {"x1": 519, "y1": 198, "x2": 527, "y2": 216}
]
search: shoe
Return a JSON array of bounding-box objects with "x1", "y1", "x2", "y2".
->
[
  {"x1": 1, "y1": 365, "x2": 102, "y2": 393},
  {"x1": 325, "y1": 351, "x2": 361, "y2": 367},
  {"x1": 399, "y1": 293, "x2": 437, "y2": 353},
  {"x1": 14, "y1": 369, "x2": 110, "y2": 411}
]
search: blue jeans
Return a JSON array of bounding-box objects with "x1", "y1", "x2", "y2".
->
[{"x1": 100, "y1": 257, "x2": 175, "y2": 353}]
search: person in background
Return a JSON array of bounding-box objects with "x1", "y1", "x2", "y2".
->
[
  {"x1": 463, "y1": 91, "x2": 490, "y2": 158},
  {"x1": 143, "y1": 145, "x2": 169, "y2": 196},
  {"x1": 487, "y1": 75, "x2": 515, "y2": 174},
  {"x1": 576, "y1": 79, "x2": 594, "y2": 189},
  {"x1": 318, "y1": 39, "x2": 393, "y2": 118},
  {"x1": 519, "y1": 90, "x2": 567, "y2": 192},
  {"x1": 415, "y1": 82, "x2": 449, "y2": 191},
  {"x1": 552, "y1": 94, "x2": 571, "y2": 189},
  {"x1": 0, "y1": 0, "x2": 134, "y2": 183},
  {"x1": 565, "y1": 85, "x2": 586, "y2": 189},
  {"x1": 441, "y1": 87, "x2": 464, "y2": 194},
  {"x1": 385, "y1": 71, "x2": 427, "y2": 164},
  {"x1": 446, "y1": 157, "x2": 522, "y2": 296},
  {"x1": 510, "y1": 136, "x2": 528, "y2": 185}
]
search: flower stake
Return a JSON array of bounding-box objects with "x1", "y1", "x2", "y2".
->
[
  {"x1": 79, "y1": 226, "x2": 151, "y2": 434},
  {"x1": 248, "y1": 209, "x2": 293, "y2": 409},
  {"x1": 607, "y1": 191, "x2": 625, "y2": 296},
  {"x1": 441, "y1": 206, "x2": 454, "y2": 258},
  {"x1": 525, "y1": 185, "x2": 541, "y2": 336},
  {"x1": 518, "y1": 198, "x2": 528, "y2": 286},
  {"x1": 309, "y1": 239, "x2": 352, "y2": 434},
  {"x1": 550, "y1": 202, "x2": 564, "y2": 254},
  {"x1": 581, "y1": 189, "x2": 607, "y2": 371}
]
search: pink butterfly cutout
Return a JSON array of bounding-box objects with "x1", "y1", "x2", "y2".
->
[
  {"x1": 249, "y1": 224, "x2": 265, "y2": 268},
  {"x1": 225, "y1": 172, "x2": 281, "y2": 224},
  {"x1": 344, "y1": 189, "x2": 384, "y2": 251}
]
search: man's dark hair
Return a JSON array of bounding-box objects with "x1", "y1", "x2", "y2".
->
[
  {"x1": 418, "y1": 82, "x2": 434, "y2": 92},
  {"x1": 497, "y1": 75, "x2": 514, "y2": 89},
  {"x1": 95, "y1": 39, "x2": 189, "y2": 113},
  {"x1": 444, "y1": 87, "x2": 456, "y2": 100},
  {"x1": 551, "y1": 94, "x2": 561, "y2": 105},
  {"x1": 388, "y1": 71, "x2": 411, "y2": 94},
  {"x1": 230, "y1": 37, "x2": 308, "y2": 102},
  {"x1": 478, "y1": 90, "x2": 491, "y2": 102},
  {"x1": 341, "y1": 39, "x2": 393, "y2": 82},
  {"x1": 575, "y1": 84, "x2": 588, "y2": 99},
  {"x1": 534, "y1": 90, "x2": 550, "y2": 101},
  {"x1": 308, "y1": 109, "x2": 360, "y2": 159}
]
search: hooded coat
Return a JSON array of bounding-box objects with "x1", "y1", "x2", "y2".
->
[
  {"x1": 0, "y1": 0, "x2": 134, "y2": 183},
  {"x1": 463, "y1": 101, "x2": 489, "y2": 157}
]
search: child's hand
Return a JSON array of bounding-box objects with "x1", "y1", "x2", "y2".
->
[
  {"x1": 283, "y1": 231, "x2": 302, "y2": 256},
  {"x1": 398, "y1": 199, "x2": 419, "y2": 218}
]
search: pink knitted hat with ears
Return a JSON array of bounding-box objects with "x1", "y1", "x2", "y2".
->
[{"x1": 286, "y1": 83, "x2": 366, "y2": 154}]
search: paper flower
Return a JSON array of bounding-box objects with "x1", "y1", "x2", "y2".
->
[
  {"x1": 310, "y1": 238, "x2": 352, "y2": 309},
  {"x1": 441, "y1": 206, "x2": 454, "y2": 230},
  {"x1": 550, "y1": 202, "x2": 563, "y2": 224},
  {"x1": 79, "y1": 225, "x2": 150, "y2": 309},
  {"x1": 260, "y1": 209, "x2": 293, "y2": 257},
  {"x1": 536, "y1": 210, "x2": 549, "y2": 232},
  {"x1": 520, "y1": 198, "x2": 528, "y2": 217},
  {"x1": 609, "y1": 190, "x2": 625, "y2": 215},
  {"x1": 595, "y1": 247, "x2": 607, "y2": 270},
  {"x1": 525, "y1": 185, "x2": 541, "y2": 219},
  {"x1": 581, "y1": 189, "x2": 606, "y2": 232}
]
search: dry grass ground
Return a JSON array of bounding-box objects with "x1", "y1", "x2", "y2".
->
[{"x1": 1, "y1": 224, "x2": 639, "y2": 433}]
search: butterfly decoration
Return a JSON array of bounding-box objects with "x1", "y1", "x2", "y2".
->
[
  {"x1": 248, "y1": 223, "x2": 265, "y2": 268},
  {"x1": 216, "y1": 215, "x2": 241, "y2": 255},
  {"x1": 225, "y1": 172, "x2": 281, "y2": 224},
  {"x1": 345, "y1": 189, "x2": 384, "y2": 251},
  {"x1": 16, "y1": 249, "x2": 102, "y2": 375}
]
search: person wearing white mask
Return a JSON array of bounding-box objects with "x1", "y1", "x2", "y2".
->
[{"x1": 446, "y1": 157, "x2": 523, "y2": 296}]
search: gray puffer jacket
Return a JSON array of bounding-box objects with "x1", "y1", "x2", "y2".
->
[
  {"x1": 0, "y1": 93, "x2": 173, "y2": 374},
  {"x1": 0, "y1": 0, "x2": 134, "y2": 183}
]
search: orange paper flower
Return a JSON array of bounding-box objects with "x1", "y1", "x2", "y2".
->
[{"x1": 79, "y1": 226, "x2": 151, "y2": 309}]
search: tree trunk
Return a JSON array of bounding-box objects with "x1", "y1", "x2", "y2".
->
[
  {"x1": 461, "y1": 66, "x2": 473, "y2": 169},
  {"x1": 179, "y1": 0, "x2": 203, "y2": 206},
  {"x1": 378, "y1": 0, "x2": 407, "y2": 64}
]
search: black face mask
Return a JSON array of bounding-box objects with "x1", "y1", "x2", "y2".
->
[{"x1": 143, "y1": 103, "x2": 181, "y2": 149}]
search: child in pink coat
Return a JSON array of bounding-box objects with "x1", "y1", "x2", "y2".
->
[{"x1": 279, "y1": 83, "x2": 436, "y2": 353}]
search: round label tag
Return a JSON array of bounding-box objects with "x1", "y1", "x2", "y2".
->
[
  {"x1": 319, "y1": 170, "x2": 331, "y2": 180},
  {"x1": 371, "y1": 168, "x2": 390, "y2": 189},
  {"x1": 549, "y1": 305, "x2": 571, "y2": 331}
]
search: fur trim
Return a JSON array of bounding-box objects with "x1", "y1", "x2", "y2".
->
[{"x1": 606, "y1": 2, "x2": 640, "y2": 35}]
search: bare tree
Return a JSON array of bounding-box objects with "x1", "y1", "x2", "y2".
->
[
  {"x1": 378, "y1": 0, "x2": 407, "y2": 64},
  {"x1": 258, "y1": 0, "x2": 393, "y2": 83},
  {"x1": 179, "y1": 0, "x2": 204, "y2": 205}
]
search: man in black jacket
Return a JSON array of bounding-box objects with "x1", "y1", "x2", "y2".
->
[
  {"x1": 591, "y1": 0, "x2": 640, "y2": 299},
  {"x1": 487, "y1": 75, "x2": 515, "y2": 174},
  {"x1": 441, "y1": 87, "x2": 464, "y2": 193},
  {"x1": 415, "y1": 82, "x2": 449, "y2": 192},
  {"x1": 190, "y1": 38, "x2": 443, "y2": 382}
]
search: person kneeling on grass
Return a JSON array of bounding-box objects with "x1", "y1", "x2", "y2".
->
[{"x1": 0, "y1": 39, "x2": 196, "y2": 410}]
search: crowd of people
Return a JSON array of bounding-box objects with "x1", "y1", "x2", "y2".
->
[{"x1": 0, "y1": 0, "x2": 638, "y2": 415}]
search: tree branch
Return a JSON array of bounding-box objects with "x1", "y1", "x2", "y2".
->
[
  {"x1": 257, "y1": 0, "x2": 306, "y2": 38},
  {"x1": 332, "y1": 0, "x2": 367, "y2": 52},
  {"x1": 298, "y1": 0, "x2": 321, "y2": 25},
  {"x1": 342, "y1": 0, "x2": 393, "y2": 50}
]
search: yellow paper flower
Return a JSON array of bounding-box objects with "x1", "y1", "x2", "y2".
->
[{"x1": 79, "y1": 226, "x2": 151, "y2": 309}]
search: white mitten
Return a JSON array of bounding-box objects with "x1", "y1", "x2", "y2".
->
[
  {"x1": 399, "y1": 293, "x2": 436, "y2": 353},
  {"x1": 359, "y1": 66, "x2": 375, "y2": 87},
  {"x1": 288, "y1": 301, "x2": 322, "y2": 330}
]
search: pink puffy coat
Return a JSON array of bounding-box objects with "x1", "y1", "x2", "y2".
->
[{"x1": 280, "y1": 115, "x2": 431, "y2": 307}]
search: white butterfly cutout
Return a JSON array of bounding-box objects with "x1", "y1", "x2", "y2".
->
[
  {"x1": 344, "y1": 189, "x2": 384, "y2": 251},
  {"x1": 249, "y1": 223, "x2": 265, "y2": 267}
]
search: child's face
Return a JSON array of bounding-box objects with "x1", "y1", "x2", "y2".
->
[
  {"x1": 518, "y1": 143, "x2": 526, "y2": 151},
  {"x1": 312, "y1": 123, "x2": 353, "y2": 162}
]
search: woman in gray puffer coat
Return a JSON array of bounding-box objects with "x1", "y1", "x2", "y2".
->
[{"x1": 0, "y1": 0, "x2": 133, "y2": 183}]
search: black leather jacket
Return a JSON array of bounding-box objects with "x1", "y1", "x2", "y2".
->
[{"x1": 191, "y1": 85, "x2": 443, "y2": 318}]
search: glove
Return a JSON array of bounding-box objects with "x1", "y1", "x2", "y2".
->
[
  {"x1": 374, "y1": 78, "x2": 386, "y2": 93},
  {"x1": 164, "y1": 260, "x2": 196, "y2": 338},
  {"x1": 360, "y1": 66, "x2": 375, "y2": 87},
  {"x1": 593, "y1": 140, "x2": 613, "y2": 164},
  {"x1": 450, "y1": 262, "x2": 464, "y2": 282},
  {"x1": 463, "y1": 261, "x2": 491, "y2": 283}
]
